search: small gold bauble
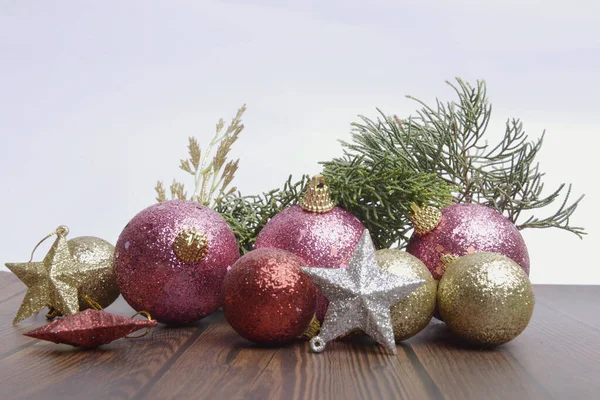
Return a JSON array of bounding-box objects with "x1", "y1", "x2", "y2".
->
[
  {"x1": 409, "y1": 204, "x2": 442, "y2": 235},
  {"x1": 300, "y1": 174, "x2": 335, "y2": 213},
  {"x1": 375, "y1": 249, "x2": 437, "y2": 342},
  {"x1": 437, "y1": 252, "x2": 534, "y2": 346},
  {"x1": 173, "y1": 227, "x2": 209, "y2": 262},
  {"x1": 68, "y1": 236, "x2": 120, "y2": 311}
]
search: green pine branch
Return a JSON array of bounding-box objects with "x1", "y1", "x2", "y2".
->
[
  {"x1": 214, "y1": 175, "x2": 310, "y2": 253},
  {"x1": 340, "y1": 78, "x2": 585, "y2": 239},
  {"x1": 156, "y1": 78, "x2": 585, "y2": 254},
  {"x1": 321, "y1": 156, "x2": 454, "y2": 249}
]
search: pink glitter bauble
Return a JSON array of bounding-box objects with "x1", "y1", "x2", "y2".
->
[
  {"x1": 115, "y1": 200, "x2": 240, "y2": 324},
  {"x1": 223, "y1": 248, "x2": 317, "y2": 345},
  {"x1": 254, "y1": 205, "x2": 365, "y2": 321},
  {"x1": 407, "y1": 203, "x2": 530, "y2": 280}
]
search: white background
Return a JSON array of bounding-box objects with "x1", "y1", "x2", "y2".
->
[{"x1": 1, "y1": 1, "x2": 598, "y2": 284}]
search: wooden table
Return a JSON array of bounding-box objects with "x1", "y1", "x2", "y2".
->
[{"x1": 0, "y1": 271, "x2": 598, "y2": 399}]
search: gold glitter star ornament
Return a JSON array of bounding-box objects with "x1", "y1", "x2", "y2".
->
[{"x1": 6, "y1": 226, "x2": 120, "y2": 324}]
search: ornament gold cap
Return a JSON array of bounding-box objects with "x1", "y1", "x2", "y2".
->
[
  {"x1": 28, "y1": 225, "x2": 70, "y2": 263},
  {"x1": 173, "y1": 227, "x2": 209, "y2": 262},
  {"x1": 300, "y1": 174, "x2": 335, "y2": 213},
  {"x1": 301, "y1": 315, "x2": 321, "y2": 339},
  {"x1": 440, "y1": 254, "x2": 459, "y2": 271},
  {"x1": 55, "y1": 225, "x2": 69, "y2": 237},
  {"x1": 409, "y1": 204, "x2": 442, "y2": 235}
]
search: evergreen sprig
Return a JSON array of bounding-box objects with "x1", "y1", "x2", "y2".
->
[
  {"x1": 321, "y1": 156, "x2": 454, "y2": 249},
  {"x1": 214, "y1": 175, "x2": 310, "y2": 253},
  {"x1": 341, "y1": 78, "x2": 584, "y2": 238},
  {"x1": 155, "y1": 79, "x2": 585, "y2": 253}
]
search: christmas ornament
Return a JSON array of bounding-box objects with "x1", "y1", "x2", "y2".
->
[
  {"x1": 6, "y1": 226, "x2": 119, "y2": 324},
  {"x1": 255, "y1": 174, "x2": 365, "y2": 321},
  {"x1": 115, "y1": 200, "x2": 239, "y2": 324},
  {"x1": 375, "y1": 249, "x2": 437, "y2": 342},
  {"x1": 223, "y1": 248, "x2": 317, "y2": 345},
  {"x1": 302, "y1": 230, "x2": 424, "y2": 354},
  {"x1": 437, "y1": 252, "x2": 534, "y2": 346},
  {"x1": 407, "y1": 203, "x2": 530, "y2": 279},
  {"x1": 23, "y1": 309, "x2": 157, "y2": 348},
  {"x1": 67, "y1": 236, "x2": 120, "y2": 312}
]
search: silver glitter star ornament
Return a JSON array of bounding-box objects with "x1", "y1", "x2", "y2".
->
[{"x1": 302, "y1": 230, "x2": 425, "y2": 354}]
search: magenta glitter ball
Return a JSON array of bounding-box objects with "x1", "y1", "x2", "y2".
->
[
  {"x1": 115, "y1": 200, "x2": 240, "y2": 324},
  {"x1": 223, "y1": 248, "x2": 317, "y2": 345},
  {"x1": 254, "y1": 205, "x2": 365, "y2": 321},
  {"x1": 407, "y1": 203, "x2": 529, "y2": 280}
]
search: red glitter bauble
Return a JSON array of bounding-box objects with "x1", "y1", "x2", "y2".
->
[
  {"x1": 254, "y1": 205, "x2": 364, "y2": 321},
  {"x1": 223, "y1": 248, "x2": 317, "y2": 345},
  {"x1": 115, "y1": 200, "x2": 240, "y2": 324},
  {"x1": 407, "y1": 203, "x2": 530, "y2": 280}
]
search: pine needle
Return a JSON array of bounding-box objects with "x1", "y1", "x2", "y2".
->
[{"x1": 339, "y1": 78, "x2": 585, "y2": 240}]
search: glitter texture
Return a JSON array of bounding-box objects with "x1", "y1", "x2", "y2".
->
[
  {"x1": 302, "y1": 230, "x2": 424, "y2": 354},
  {"x1": 223, "y1": 248, "x2": 317, "y2": 345},
  {"x1": 23, "y1": 309, "x2": 157, "y2": 348},
  {"x1": 172, "y1": 227, "x2": 209, "y2": 262},
  {"x1": 375, "y1": 249, "x2": 437, "y2": 342},
  {"x1": 6, "y1": 229, "x2": 119, "y2": 324},
  {"x1": 255, "y1": 205, "x2": 365, "y2": 322},
  {"x1": 299, "y1": 174, "x2": 335, "y2": 213},
  {"x1": 407, "y1": 203, "x2": 530, "y2": 279},
  {"x1": 437, "y1": 252, "x2": 535, "y2": 346},
  {"x1": 115, "y1": 200, "x2": 240, "y2": 324},
  {"x1": 67, "y1": 237, "x2": 120, "y2": 312}
]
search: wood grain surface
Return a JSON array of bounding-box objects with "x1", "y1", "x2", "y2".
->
[{"x1": 0, "y1": 271, "x2": 598, "y2": 400}]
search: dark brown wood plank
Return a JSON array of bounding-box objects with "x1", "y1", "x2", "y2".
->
[
  {"x1": 1, "y1": 271, "x2": 599, "y2": 400},
  {"x1": 406, "y1": 286, "x2": 600, "y2": 400},
  {"x1": 534, "y1": 285, "x2": 600, "y2": 330},
  {"x1": 503, "y1": 301, "x2": 600, "y2": 399},
  {"x1": 407, "y1": 320, "x2": 549, "y2": 400},
  {"x1": 0, "y1": 271, "x2": 24, "y2": 302},
  {"x1": 0, "y1": 273, "x2": 39, "y2": 356},
  {"x1": 0, "y1": 272, "x2": 213, "y2": 399},
  {"x1": 144, "y1": 315, "x2": 283, "y2": 400},
  {"x1": 0, "y1": 310, "x2": 212, "y2": 399},
  {"x1": 147, "y1": 321, "x2": 437, "y2": 400}
]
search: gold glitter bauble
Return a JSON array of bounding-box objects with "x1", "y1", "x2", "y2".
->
[
  {"x1": 437, "y1": 252, "x2": 534, "y2": 346},
  {"x1": 173, "y1": 227, "x2": 209, "y2": 262},
  {"x1": 375, "y1": 249, "x2": 437, "y2": 342},
  {"x1": 67, "y1": 236, "x2": 120, "y2": 311}
]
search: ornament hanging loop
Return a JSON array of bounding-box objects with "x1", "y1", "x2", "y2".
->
[
  {"x1": 82, "y1": 294, "x2": 104, "y2": 311},
  {"x1": 309, "y1": 335, "x2": 327, "y2": 352},
  {"x1": 28, "y1": 225, "x2": 70, "y2": 263},
  {"x1": 45, "y1": 308, "x2": 61, "y2": 320},
  {"x1": 313, "y1": 174, "x2": 326, "y2": 188},
  {"x1": 126, "y1": 310, "x2": 155, "y2": 339}
]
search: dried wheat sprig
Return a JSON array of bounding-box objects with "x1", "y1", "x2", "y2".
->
[{"x1": 155, "y1": 105, "x2": 246, "y2": 207}]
